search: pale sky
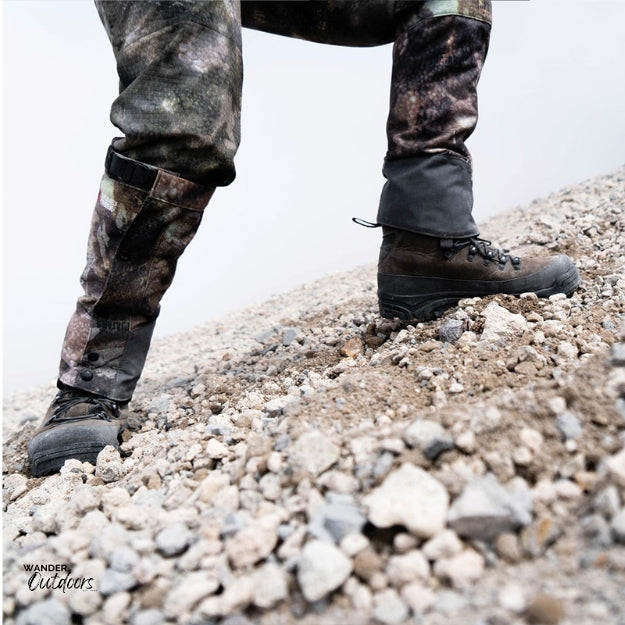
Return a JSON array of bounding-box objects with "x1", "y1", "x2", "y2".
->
[{"x1": 3, "y1": 1, "x2": 625, "y2": 394}]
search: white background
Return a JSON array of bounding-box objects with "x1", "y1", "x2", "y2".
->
[{"x1": 3, "y1": 0, "x2": 625, "y2": 394}]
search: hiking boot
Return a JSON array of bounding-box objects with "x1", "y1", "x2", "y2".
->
[
  {"x1": 377, "y1": 227, "x2": 581, "y2": 321},
  {"x1": 27, "y1": 385, "x2": 126, "y2": 477}
]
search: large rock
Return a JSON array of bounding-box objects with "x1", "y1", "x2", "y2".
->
[
  {"x1": 297, "y1": 540, "x2": 353, "y2": 601},
  {"x1": 363, "y1": 463, "x2": 449, "y2": 538},
  {"x1": 447, "y1": 474, "x2": 533, "y2": 540}
]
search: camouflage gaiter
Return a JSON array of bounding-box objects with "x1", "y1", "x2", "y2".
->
[
  {"x1": 58, "y1": 152, "x2": 215, "y2": 401},
  {"x1": 378, "y1": 2, "x2": 492, "y2": 238}
]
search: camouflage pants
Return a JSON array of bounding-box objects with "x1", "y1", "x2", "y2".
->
[
  {"x1": 97, "y1": 0, "x2": 491, "y2": 235},
  {"x1": 60, "y1": 0, "x2": 492, "y2": 402}
]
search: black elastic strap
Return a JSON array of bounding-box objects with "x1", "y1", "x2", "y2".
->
[
  {"x1": 105, "y1": 146, "x2": 159, "y2": 192},
  {"x1": 352, "y1": 217, "x2": 380, "y2": 228}
]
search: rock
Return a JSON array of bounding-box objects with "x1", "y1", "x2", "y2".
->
[
  {"x1": 96, "y1": 446, "x2": 125, "y2": 483},
  {"x1": 373, "y1": 589, "x2": 409, "y2": 625},
  {"x1": 15, "y1": 598, "x2": 71, "y2": 625},
  {"x1": 130, "y1": 610, "x2": 166, "y2": 625},
  {"x1": 606, "y1": 447, "x2": 625, "y2": 487},
  {"x1": 525, "y1": 593, "x2": 565, "y2": 624},
  {"x1": 340, "y1": 532, "x2": 369, "y2": 556},
  {"x1": 290, "y1": 431, "x2": 340, "y2": 476},
  {"x1": 353, "y1": 547, "x2": 384, "y2": 582},
  {"x1": 68, "y1": 589, "x2": 103, "y2": 617},
  {"x1": 422, "y1": 530, "x2": 463, "y2": 561},
  {"x1": 447, "y1": 474, "x2": 533, "y2": 540},
  {"x1": 109, "y1": 546, "x2": 140, "y2": 572},
  {"x1": 580, "y1": 514, "x2": 613, "y2": 548},
  {"x1": 297, "y1": 540, "x2": 353, "y2": 602},
  {"x1": 403, "y1": 419, "x2": 445, "y2": 449},
  {"x1": 393, "y1": 533, "x2": 418, "y2": 554},
  {"x1": 155, "y1": 522, "x2": 192, "y2": 557},
  {"x1": 455, "y1": 430, "x2": 477, "y2": 454},
  {"x1": 99, "y1": 569, "x2": 137, "y2": 595},
  {"x1": 400, "y1": 581, "x2": 437, "y2": 614},
  {"x1": 206, "y1": 438, "x2": 229, "y2": 459},
  {"x1": 149, "y1": 396, "x2": 170, "y2": 414},
  {"x1": 251, "y1": 563, "x2": 288, "y2": 608},
  {"x1": 611, "y1": 508, "x2": 625, "y2": 543},
  {"x1": 433, "y1": 549, "x2": 485, "y2": 587},
  {"x1": 555, "y1": 412, "x2": 583, "y2": 440},
  {"x1": 438, "y1": 318, "x2": 468, "y2": 343},
  {"x1": 344, "y1": 577, "x2": 373, "y2": 611},
  {"x1": 364, "y1": 463, "x2": 449, "y2": 538},
  {"x1": 102, "y1": 592, "x2": 132, "y2": 624},
  {"x1": 498, "y1": 583, "x2": 526, "y2": 613},
  {"x1": 163, "y1": 571, "x2": 220, "y2": 616},
  {"x1": 3, "y1": 473, "x2": 28, "y2": 501},
  {"x1": 520, "y1": 517, "x2": 561, "y2": 558},
  {"x1": 339, "y1": 337, "x2": 364, "y2": 359},
  {"x1": 495, "y1": 532, "x2": 522, "y2": 563},
  {"x1": 308, "y1": 492, "x2": 366, "y2": 543},
  {"x1": 225, "y1": 518, "x2": 279, "y2": 568},
  {"x1": 480, "y1": 302, "x2": 528, "y2": 342},
  {"x1": 386, "y1": 550, "x2": 429, "y2": 585},
  {"x1": 282, "y1": 328, "x2": 298, "y2": 346},
  {"x1": 471, "y1": 406, "x2": 503, "y2": 434},
  {"x1": 593, "y1": 485, "x2": 621, "y2": 518}
]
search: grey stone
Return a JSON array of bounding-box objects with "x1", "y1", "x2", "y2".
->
[
  {"x1": 438, "y1": 318, "x2": 468, "y2": 343},
  {"x1": 15, "y1": 598, "x2": 71, "y2": 625},
  {"x1": 308, "y1": 492, "x2": 367, "y2": 543},
  {"x1": 155, "y1": 522, "x2": 192, "y2": 557},
  {"x1": 447, "y1": 473, "x2": 533, "y2": 541},
  {"x1": 109, "y1": 546, "x2": 140, "y2": 572},
  {"x1": 282, "y1": 328, "x2": 299, "y2": 346},
  {"x1": 612, "y1": 508, "x2": 625, "y2": 543},
  {"x1": 297, "y1": 540, "x2": 353, "y2": 601},
  {"x1": 99, "y1": 568, "x2": 137, "y2": 595},
  {"x1": 372, "y1": 452, "x2": 395, "y2": 479},
  {"x1": 556, "y1": 411, "x2": 583, "y2": 440},
  {"x1": 424, "y1": 437, "x2": 455, "y2": 461},
  {"x1": 148, "y1": 396, "x2": 170, "y2": 414},
  {"x1": 581, "y1": 514, "x2": 613, "y2": 548},
  {"x1": 610, "y1": 342, "x2": 625, "y2": 366}
]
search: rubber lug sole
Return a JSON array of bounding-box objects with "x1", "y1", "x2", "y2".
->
[
  {"x1": 378, "y1": 262, "x2": 581, "y2": 322},
  {"x1": 27, "y1": 420, "x2": 121, "y2": 477}
]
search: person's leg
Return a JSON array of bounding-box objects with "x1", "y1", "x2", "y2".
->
[
  {"x1": 28, "y1": 1, "x2": 242, "y2": 476},
  {"x1": 376, "y1": 1, "x2": 580, "y2": 320}
]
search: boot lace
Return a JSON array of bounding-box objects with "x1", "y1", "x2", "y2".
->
[
  {"x1": 441, "y1": 237, "x2": 521, "y2": 270},
  {"x1": 47, "y1": 388, "x2": 122, "y2": 425}
]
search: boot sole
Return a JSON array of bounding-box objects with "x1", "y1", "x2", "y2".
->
[
  {"x1": 27, "y1": 420, "x2": 121, "y2": 477},
  {"x1": 378, "y1": 256, "x2": 581, "y2": 321}
]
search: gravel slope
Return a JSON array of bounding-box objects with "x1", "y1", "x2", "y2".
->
[{"x1": 3, "y1": 167, "x2": 625, "y2": 625}]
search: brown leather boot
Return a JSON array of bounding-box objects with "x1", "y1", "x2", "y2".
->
[{"x1": 377, "y1": 227, "x2": 580, "y2": 321}]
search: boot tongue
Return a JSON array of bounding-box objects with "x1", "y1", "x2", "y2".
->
[{"x1": 64, "y1": 400, "x2": 102, "y2": 419}]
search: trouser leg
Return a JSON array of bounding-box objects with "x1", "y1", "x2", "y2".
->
[
  {"x1": 58, "y1": 1, "x2": 239, "y2": 401},
  {"x1": 95, "y1": 0, "x2": 243, "y2": 187},
  {"x1": 378, "y1": 3, "x2": 492, "y2": 238}
]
